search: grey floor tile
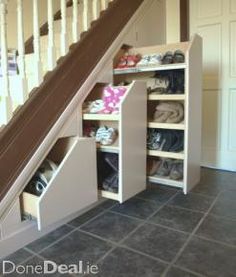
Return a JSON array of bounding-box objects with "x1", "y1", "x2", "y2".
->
[
  {"x1": 149, "y1": 205, "x2": 204, "y2": 233},
  {"x1": 40, "y1": 230, "x2": 112, "y2": 266},
  {"x1": 97, "y1": 247, "x2": 166, "y2": 277},
  {"x1": 166, "y1": 267, "x2": 200, "y2": 277},
  {"x1": 200, "y1": 168, "x2": 236, "y2": 190},
  {"x1": 210, "y1": 196, "x2": 236, "y2": 220},
  {"x1": 80, "y1": 211, "x2": 141, "y2": 243},
  {"x1": 196, "y1": 214, "x2": 236, "y2": 245},
  {"x1": 123, "y1": 223, "x2": 188, "y2": 262},
  {"x1": 98, "y1": 200, "x2": 117, "y2": 210},
  {"x1": 192, "y1": 181, "x2": 222, "y2": 197},
  {"x1": 0, "y1": 248, "x2": 33, "y2": 274},
  {"x1": 176, "y1": 236, "x2": 236, "y2": 277},
  {"x1": 26, "y1": 225, "x2": 74, "y2": 253},
  {"x1": 68, "y1": 206, "x2": 105, "y2": 228},
  {"x1": 9, "y1": 256, "x2": 70, "y2": 277},
  {"x1": 111, "y1": 197, "x2": 161, "y2": 220},
  {"x1": 0, "y1": 248, "x2": 32, "y2": 264},
  {"x1": 168, "y1": 192, "x2": 214, "y2": 212},
  {"x1": 137, "y1": 185, "x2": 178, "y2": 204}
]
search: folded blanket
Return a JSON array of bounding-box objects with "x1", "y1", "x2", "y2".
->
[{"x1": 153, "y1": 101, "x2": 184, "y2": 123}]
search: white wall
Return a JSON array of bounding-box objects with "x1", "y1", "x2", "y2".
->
[{"x1": 6, "y1": 0, "x2": 61, "y2": 48}]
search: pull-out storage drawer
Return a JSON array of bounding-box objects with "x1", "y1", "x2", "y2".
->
[{"x1": 21, "y1": 137, "x2": 97, "y2": 230}]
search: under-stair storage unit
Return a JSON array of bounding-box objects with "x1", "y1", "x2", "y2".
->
[
  {"x1": 21, "y1": 137, "x2": 97, "y2": 230},
  {"x1": 113, "y1": 35, "x2": 202, "y2": 194},
  {"x1": 82, "y1": 81, "x2": 147, "y2": 203}
]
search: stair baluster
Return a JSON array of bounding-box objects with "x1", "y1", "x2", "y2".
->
[
  {"x1": 92, "y1": 0, "x2": 100, "y2": 20},
  {"x1": 17, "y1": 0, "x2": 28, "y2": 104},
  {"x1": 101, "y1": 0, "x2": 109, "y2": 11},
  {"x1": 83, "y1": 0, "x2": 89, "y2": 32},
  {"x1": 60, "y1": 0, "x2": 68, "y2": 56},
  {"x1": 33, "y1": 0, "x2": 43, "y2": 86},
  {"x1": 0, "y1": 0, "x2": 13, "y2": 125},
  {"x1": 47, "y1": 0, "x2": 57, "y2": 70},
  {"x1": 72, "y1": 0, "x2": 79, "y2": 42}
]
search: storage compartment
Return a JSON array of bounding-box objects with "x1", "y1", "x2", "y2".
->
[
  {"x1": 112, "y1": 36, "x2": 202, "y2": 193},
  {"x1": 21, "y1": 137, "x2": 97, "y2": 230},
  {"x1": 147, "y1": 156, "x2": 184, "y2": 188},
  {"x1": 82, "y1": 81, "x2": 147, "y2": 203}
]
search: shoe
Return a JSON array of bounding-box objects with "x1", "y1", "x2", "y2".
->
[
  {"x1": 39, "y1": 159, "x2": 58, "y2": 182},
  {"x1": 126, "y1": 54, "x2": 141, "y2": 67},
  {"x1": 173, "y1": 50, "x2": 185, "y2": 63},
  {"x1": 169, "y1": 131, "x2": 184, "y2": 152},
  {"x1": 136, "y1": 54, "x2": 150, "y2": 67},
  {"x1": 147, "y1": 129, "x2": 166, "y2": 150},
  {"x1": 102, "y1": 172, "x2": 119, "y2": 193},
  {"x1": 147, "y1": 159, "x2": 161, "y2": 176},
  {"x1": 170, "y1": 161, "x2": 183, "y2": 180},
  {"x1": 155, "y1": 159, "x2": 173, "y2": 177},
  {"x1": 149, "y1": 54, "x2": 162, "y2": 66},
  {"x1": 26, "y1": 172, "x2": 48, "y2": 196},
  {"x1": 162, "y1": 51, "x2": 173, "y2": 64},
  {"x1": 104, "y1": 153, "x2": 119, "y2": 172}
]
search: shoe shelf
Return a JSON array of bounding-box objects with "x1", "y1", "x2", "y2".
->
[
  {"x1": 97, "y1": 140, "x2": 119, "y2": 154},
  {"x1": 81, "y1": 81, "x2": 147, "y2": 203},
  {"x1": 147, "y1": 150, "x2": 185, "y2": 160},
  {"x1": 113, "y1": 34, "x2": 202, "y2": 194},
  {"x1": 113, "y1": 63, "x2": 187, "y2": 75},
  {"x1": 99, "y1": 190, "x2": 120, "y2": 201},
  {"x1": 148, "y1": 122, "x2": 185, "y2": 130},
  {"x1": 148, "y1": 175, "x2": 184, "y2": 189},
  {"x1": 148, "y1": 94, "x2": 186, "y2": 101},
  {"x1": 83, "y1": 114, "x2": 119, "y2": 121}
]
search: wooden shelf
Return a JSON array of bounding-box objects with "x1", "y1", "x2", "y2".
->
[
  {"x1": 148, "y1": 175, "x2": 183, "y2": 188},
  {"x1": 148, "y1": 121, "x2": 185, "y2": 130},
  {"x1": 113, "y1": 63, "x2": 186, "y2": 75},
  {"x1": 100, "y1": 190, "x2": 119, "y2": 201},
  {"x1": 83, "y1": 114, "x2": 119, "y2": 121},
  {"x1": 97, "y1": 141, "x2": 119, "y2": 153},
  {"x1": 147, "y1": 150, "x2": 184, "y2": 160},
  {"x1": 148, "y1": 94, "x2": 185, "y2": 101}
]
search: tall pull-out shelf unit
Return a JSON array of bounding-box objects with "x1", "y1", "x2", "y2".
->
[{"x1": 113, "y1": 34, "x2": 202, "y2": 194}]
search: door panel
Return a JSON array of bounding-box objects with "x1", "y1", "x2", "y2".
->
[
  {"x1": 196, "y1": 0, "x2": 222, "y2": 19},
  {"x1": 190, "y1": 0, "x2": 236, "y2": 171}
]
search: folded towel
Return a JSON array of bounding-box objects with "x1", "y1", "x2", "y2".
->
[{"x1": 153, "y1": 101, "x2": 184, "y2": 123}]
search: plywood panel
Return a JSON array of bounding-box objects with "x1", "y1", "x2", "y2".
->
[
  {"x1": 197, "y1": 0, "x2": 222, "y2": 19},
  {"x1": 120, "y1": 81, "x2": 147, "y2": 202},
  {"x1": 228, "y1": 90, "x2": 236, "y2": 151},
  {"x1": 197, "y1": 24, "x2": 222, "y2": 89},
  {"x1": 38, "y1": 138, "x2": 97, "y2": 230},
  {"x1": 202, "y1": 91, "x2": 221, "y2": 149},
  {"x1": 230, "y1": 21, "x2": 236, "y2": 77}
]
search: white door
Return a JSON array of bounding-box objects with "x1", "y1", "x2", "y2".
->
[{"x1": 190, "y1": 0, "x2": 236, "y2": 171}]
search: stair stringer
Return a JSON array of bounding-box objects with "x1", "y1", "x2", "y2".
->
[{"x1": 0, "y1": 0, "x2": 152, "y2": 258}]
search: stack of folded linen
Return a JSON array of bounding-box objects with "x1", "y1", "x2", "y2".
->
[{"x1": 153, "y1": 101, "x2": 184, "y2": 123}]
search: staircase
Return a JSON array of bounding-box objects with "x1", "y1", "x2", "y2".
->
[
  {"x1": 0, "y1": 0, "x2": 111, "y2": 125},
  {"x1": 0, "y1": 0, "x2": 148, "y2": 256}
]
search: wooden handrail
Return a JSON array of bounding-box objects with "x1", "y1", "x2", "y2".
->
[{"x1": 0, "y1": 0, "x2": 144, "y2": 201}]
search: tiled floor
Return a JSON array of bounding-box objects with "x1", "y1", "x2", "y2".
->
[{"x1": 1, "y1": 168, "x2": 236, "y2": 276}]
